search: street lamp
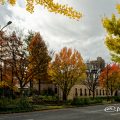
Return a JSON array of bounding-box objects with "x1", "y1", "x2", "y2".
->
[{"x1": 0, "y1": 21, "x2": 12, "y2": 31}]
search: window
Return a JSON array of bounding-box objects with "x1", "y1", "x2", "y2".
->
[
  {"x1": 100, "y1": 90, "x2": 101, "y2": 96},
  {"x1": 89, "y1": 89, "x2": 91, "y2": 96},
  {"x1": 80, "y1": 88, "x2": 82, "y2": 96},
  {"x1": 75, "y1": 88, "x2": 78, "y2": 97},
  {"x1": 55, "y1": 87, "x2": 57, "y2": 94},
  {"x1": 106, "y1": 90, "x2": 107, "y2": 95},
  {"x1": 103, "y1": 90, "x2": 104, "y2": 96},
  {"x1": 96, "y1": 89, "x2": 98, "y2": 96},
  {"x1": 85, "y1": 89, "x2": 87, "y2": 96}
]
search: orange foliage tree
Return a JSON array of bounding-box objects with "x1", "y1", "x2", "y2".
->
[
  {"x1": 99, "y1": 64, "x2": 120, "y2": 96},
  {"x1": 1, "y1": 31, "x2": 34, "y2": 96},
  {"x1": 0, "y1": 31, "x2": 21, "y2": 96},
  {"x1": 6, "y1": 32, "x2": 30, "y2": 95},
  {"x1": 28, "y1": 32, "x2": 51, "y2": 95},
  {"x1": 49, "y1": 47, "x2": 86, "y2": 101}
]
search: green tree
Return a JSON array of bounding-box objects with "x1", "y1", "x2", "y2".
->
[{"x1": 102, "y1": 4, "x2": 120, "y2": 63}]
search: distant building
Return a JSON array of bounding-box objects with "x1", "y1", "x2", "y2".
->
[{"x1": 86, "y1": 57, "x2": 105, "y2": 71}]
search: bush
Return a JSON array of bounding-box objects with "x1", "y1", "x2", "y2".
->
[
  {"x1": 17, "y1": 97, "x2": 33, "y2": 110},
  {"x1": 71, "y1": 98, "x2": 89, "y2": 106},
  {"x1": 113, "y1": 96, "x2": 120, "y2": 102},
  {"x1": 71, "y1": 97, "x2": 103, "y2": 106},
  {"x1": 32, "y1": 95, "x2": 59, "y2": 104},
  {"x1": 92, "y1": 97, "x2": 102, "y2": 104},
  {"x1": 0, "y1": 98, "x2": 18, "y2": 112},
  {"x1": 0, "y1": 98, "x2": 14, "y2": 109},
  {"x1": 64, "y1": 100, "x2": 73, "y2": 105},
  {"x1": 0, "y1": 97, "x2": 33, "y2": 112}
]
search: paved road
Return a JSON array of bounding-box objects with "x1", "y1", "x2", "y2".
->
[{"x1": 0, "y1": 104, "x2": 120, "y2": 120}]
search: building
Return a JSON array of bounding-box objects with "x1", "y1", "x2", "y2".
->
[
  {"x1": 66, "y1": 57, "x2": 106, "y2": 99},
  {"x1": 33, "y1": 57, "x2": 106, "y2": 100},
  {"x1": 1, "y1": 56, "x2": 111, "y2": 99}
]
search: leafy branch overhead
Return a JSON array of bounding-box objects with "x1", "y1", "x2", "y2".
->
[
  {"x1": 102, "y1": 4, "x2": 120, "y2": 63},
  {"x1": 0, "y1": 0, "x2": 82, "y2": 20}
]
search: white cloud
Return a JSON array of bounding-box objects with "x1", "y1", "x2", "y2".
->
[{"x1": 0, "y1": 0, "x2": 119, "y2": 62}]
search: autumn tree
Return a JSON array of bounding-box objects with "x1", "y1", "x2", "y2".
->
[
  {"x1": 99, "y1": 64, "x2": 120, "y2": 96},
  {"x1": 2, "y1": 31, "x2": 33, "y2": 96},
  {"x1": 0, "y1": 31, "x2": 10, "y2": 96},
  {"x1": 0, "y1": 31, "x2": 7, "y2": 83},
  {"x1": 49, "y1": 47, "x2": 86, "y2": 101},
  {"x1": 82, "y1": 67, "x2": 101, "y2": 99},
  {"x1": 0, "y1": 31, "x2": 20, "y2": 97},
  {"x1": 23, "y1": 31, "x2": 34, "y2": 95},
  {"x1": 28, "y1": 32, "x2": 51, "y2": 95},
  {"x1": 24, "y1": 30, "x2": 34, "y2": 46},
  {"x1": 0, "y1": 0, "x2": 82, "y2": 20},
  {"x1": 6, "y1": 32, "x2": 29, "y2": 95},
  {"x1": 0, "y1": 31, "x2": 14, "y2": 86},
  {"x1": 102, "y1": 4, "x2": 120, "y2": 63}
]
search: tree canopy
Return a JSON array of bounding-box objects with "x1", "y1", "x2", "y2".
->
[
  {"x1": 99, "y1": 64, "x2": 120, "y2": 96},
  {"x1": 102, "y1": 4, "x2": 120, "y2": 63},
  {"x1": 28, "y1": 32, "x2": 51, "y2": 94},
  {"x1": 49, "y1": 47, "x2": 86, "y2": 100},
  {"x1": 0, "y1": 0, "x2": 82, "y2": 20}
]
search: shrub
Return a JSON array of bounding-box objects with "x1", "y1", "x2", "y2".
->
[
  {"x1": 0, "y1": 98, "x2": 13, "y2": 108},
  {"x1": 71, "y1": 97, "x2": 103, "y2": 106},
  {"x1": 113, "y1": 96, "x2": 120, "y2": 102},
  {"x1": 92, "y1": 97, "x2": 102, "y2": 104},
  {"x1": 32, "y1": 95, "x2": 59, "y2": 104},
  {"x1": 0, "y1": 97, "x2": 33, "y2": 112},
  {"x1": 71, "y1": 98, "x2": 87, "y2": 106},
  {"x1": 0, "y1": 98, "x2": 18, "y2": 112},
  {"x1": 17, "y1": 97, "x2": 33, "y2": 110}
]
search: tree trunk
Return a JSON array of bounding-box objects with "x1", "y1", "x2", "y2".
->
[
  {"x1": 106, "y1": 89, "x2": 110, "y2": 101},
  {"x1": 93, "y1": 90, "x2": 95, "y2": 99},
  {"x1": 111, "y1": 88, "x2": 113, "y2": 96},
  {"x1": 11, "y1": 65, "x2": 14, "y2": 99},
  {"x1": 20, "y1": 82, "x2": 24, "y2": 97},
  {"x1": 20, "y1": 87, "x2": 24, "y2": 97},
  {"x1": 30, "y1": 80, "x2": 33, "y2": 96},
  {"x1": 63, "y1": 91, "x2": 67, "y2": 101},
  {"x1": 38, "y1": 79, "x2": 41, "y2": 95}
]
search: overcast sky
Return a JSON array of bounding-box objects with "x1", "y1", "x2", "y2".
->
[{"x1": 0, "y1": 0, "x2": 120, "y2": 62}]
